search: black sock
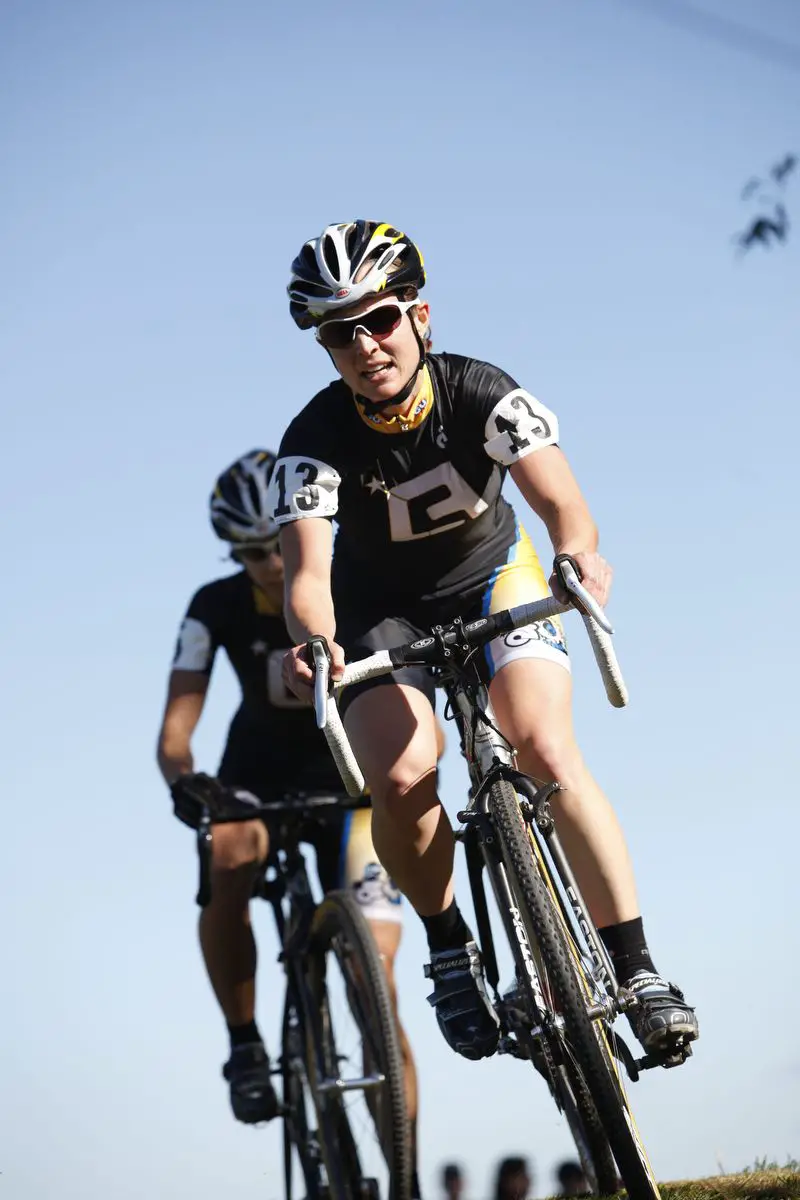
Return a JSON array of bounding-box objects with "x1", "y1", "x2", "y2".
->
[
  {"x1": 598, "y1": 917, "x2": 657, "y2": 985},
  {"x1": 421, "y1": 899, "x2": 471, "y2": 953},
  {"x1": 227, "y1": 1019, "x2": 262, "y2": 1049},
  {"x1": 411, "y1": 1169, "x2": 422, "y2": 1200}
]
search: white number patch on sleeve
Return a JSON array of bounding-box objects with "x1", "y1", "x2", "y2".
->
[
  {"x1": 484, "y1": 389, "x2": 559, "y2": 466},
  {"x1": 267, "y1": 649, "x2": 307, "y2": 708},
  {"x1": 268, "y1": 456, "x2": 340, "y2": 524},
  {"x1": 172, "y1": 617, "x2": 213, "y2": 672}
]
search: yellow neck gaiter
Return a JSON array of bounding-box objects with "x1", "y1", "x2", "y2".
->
[{"x1": 353, "y1": 365, "x2": 433, "y2": 435}]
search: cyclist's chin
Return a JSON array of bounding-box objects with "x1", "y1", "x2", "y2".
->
[{"x1": 357, "y1": 363, "x2": 401, "y2": 401}]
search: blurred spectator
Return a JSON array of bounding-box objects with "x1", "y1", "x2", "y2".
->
[
  {"x1": 441, "y1": 1162, "x2": 466, "y2": 1200},
  {"x1": 555, "y1": 1159, "x2": 590, "y2": 1196},
  {"x1": 492, "y1": 1155, "x2": 533, "y2": 1200}
]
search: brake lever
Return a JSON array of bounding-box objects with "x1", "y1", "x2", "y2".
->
[
  {"x1": 307, "y1": 636, "x2": 332, "y2": 730},
  {"x1": 558, "y1": 560, "x2": 614, "y2": 635}
]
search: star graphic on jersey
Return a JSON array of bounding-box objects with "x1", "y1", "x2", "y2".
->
[
  {"x1": 251, "y1": 640, "x2": 268, "y2": 656},
  {"x1": 365, "y1": 475, "x2": 385, "y2": 495}
]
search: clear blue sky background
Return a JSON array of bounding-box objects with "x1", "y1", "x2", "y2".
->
[{"x1": 2, "y1": 1, "x2": 799, "y2": 1196}]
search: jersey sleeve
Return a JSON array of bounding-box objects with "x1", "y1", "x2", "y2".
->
[
  {"x1": 171, "y1": 585, "x2": 220, "y2": 674},
  {"x1": 269, "y1": 403, "x2": 343, "y2": 525},
  {"x1": 460, "y1": 359, "x2": 560, "y2": 467}
]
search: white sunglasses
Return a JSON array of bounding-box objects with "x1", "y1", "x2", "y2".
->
[{"x1": 315, "y1": 299, "x2": 416, "y2": 349}]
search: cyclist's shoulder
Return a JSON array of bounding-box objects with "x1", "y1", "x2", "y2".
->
[
  {"x1": 430, "y1": 351, "x2": 519, "y2": 399},
  {"x1": 184, "y1": 570, "x2": 249, "y2": 620},
  {"x1": 279, "y1": 379, "x2": 352, "y2": 451}
]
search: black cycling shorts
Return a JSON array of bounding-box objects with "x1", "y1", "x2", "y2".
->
[{"x1": 334, "y1": 523, "x2": 569, "y2": 716}]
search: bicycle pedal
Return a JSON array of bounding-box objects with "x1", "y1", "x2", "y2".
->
[{"x1": 635, "y1": 1040, "x2": 693, "y2": 1072}]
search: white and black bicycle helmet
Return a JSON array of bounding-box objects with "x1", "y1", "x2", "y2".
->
[
  {"x1": 288, "y1": 220, "x2": 426, "y2": 330},
  {"x1": 209, "y1": 449, "x2": 277, "y2": 543}
]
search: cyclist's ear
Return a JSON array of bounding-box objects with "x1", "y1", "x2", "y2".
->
[{"x1": 411, "y1": 300, "x2": 430, "y2": 338}]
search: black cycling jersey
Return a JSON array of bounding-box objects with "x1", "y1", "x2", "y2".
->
[
  {"x1": 171, "y1": 570, "x2": 341, "y2": 795},
  {"x1": 271, "y1": 352, "x2": 559, "y2": 605}
]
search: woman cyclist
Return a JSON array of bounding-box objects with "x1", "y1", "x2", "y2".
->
[{"x1": 272, "y1": 221, "x2": 698, "y2": 1065}]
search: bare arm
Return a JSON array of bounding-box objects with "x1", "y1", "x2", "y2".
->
[
  {"x1": 510, "y1": 445, "x2": 598, "y2": 555},
  {"x1": 156, "y1": 671, "x2": 209, "y2": 784},
  {"x1": 280, "y1": 518, "x2": 345, "y2": 694},
  {"x1": 280, "y1": 517, "x2": 336, "y2": 643},
  {"x1": 510, "y1": 446, "x2": 611, "y2": 605}
]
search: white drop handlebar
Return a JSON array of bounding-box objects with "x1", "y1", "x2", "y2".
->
[{"x1": 312, "y1": 563, "x2": 628, "y2": 797}]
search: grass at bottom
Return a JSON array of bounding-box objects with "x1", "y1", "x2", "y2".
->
[
  {"x1": 543, "y1": 1170, "x2": 800, "y2": 1200},
  {"x1": 657, "y1": 1171, "x2": 800, "y2": 1199}
]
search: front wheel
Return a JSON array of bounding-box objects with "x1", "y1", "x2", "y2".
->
[{"x1": 490, "y1": 779, "x2": 660, "y2": 1200}]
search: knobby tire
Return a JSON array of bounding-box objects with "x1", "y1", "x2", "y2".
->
[
  {"x1": 489, "y1": 779, "x2": 661, "y2": 1200},
  {"x1": 306, "y1": 890, "x2": 412, "y2": 1200}
]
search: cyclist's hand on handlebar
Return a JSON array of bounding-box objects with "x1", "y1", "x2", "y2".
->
[
  {"x1": 550, "y1": 551, "x2": 613, "y2": 608},
  {"x1": 282, "y1": 638, "x2": 346, "y2": 701}
]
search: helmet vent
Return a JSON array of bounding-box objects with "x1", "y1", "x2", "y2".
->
[
  {"x1": 299, "y1": 243, "x2": 317, "y2": 272},
  {"x1": 375, "y1": 248, "x2": 396, "y2": 273},
  {"x1": 246, "y1": 477, "x2": 260, "y2": 514},
  {"x1": 321, "y1": 235, "x2": 341, "y2": 280},
  {"x1": 293, "y1": 280, "x2": 329, "y2": 299}
]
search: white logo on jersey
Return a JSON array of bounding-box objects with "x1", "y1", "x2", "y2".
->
[{"x1": 385, "y1": 462, "x2": 488, "y2": 541}]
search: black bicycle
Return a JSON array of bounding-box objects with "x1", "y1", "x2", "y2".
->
[
  {"x1": 311, "y1": 563, "x2": 692, "y2": 1200},
  {"x1": 192, "y1": 783, "x2": 413, "y2": 1200}
]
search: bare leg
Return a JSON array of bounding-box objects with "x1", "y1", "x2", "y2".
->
[
  {"x1": 344, "y1": 684, "x2": 452, "y2": 917},
  {"x1": 345, "y1": 682, "x2": 499, "y2": 1062},
  {"x1": 489, "y1": 658, "x2": 639, "y2": 928},
  {"x1": 198, "y1": 819, "x2": 269, "y2": 1024}
]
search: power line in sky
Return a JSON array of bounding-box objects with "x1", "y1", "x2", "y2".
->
[{"x1": 613, "y1": 0, "x2": 800, "y2": 74}]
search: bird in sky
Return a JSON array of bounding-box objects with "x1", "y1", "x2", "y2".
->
[
  {"x1": 770, "y1": 153, "x2": 797, "y2": 186},
  {"x1": 741, "y1": 176, "x2": 763, "y2": 201},
  {"x1": 735, "y1": 204, "x2": 790, "y2": 253}
]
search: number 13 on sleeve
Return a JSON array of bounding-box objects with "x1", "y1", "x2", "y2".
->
[{"x1": 269, "y1": 456, "x2": 341, "y2": 522}]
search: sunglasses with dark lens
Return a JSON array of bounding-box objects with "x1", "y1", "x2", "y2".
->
[
  {"x1": 230, "y1": 539, "x2": 280, "y2": 564},
  {"x1": 316, "y1": 300, "x2": 414, "y2": 350}
]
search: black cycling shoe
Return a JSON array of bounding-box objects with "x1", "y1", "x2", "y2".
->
[
  {"x1": 222, "y1": 1043, "x2": 279, "y2": 1124},
  {"x1": 424, "y1": 941, "x2": 499, "y2": 1061},
  {"x1": 624, "y1": 971, "x2": 699, "y2": 1056}
]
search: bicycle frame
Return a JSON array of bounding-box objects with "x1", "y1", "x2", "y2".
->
[
  {"x1": 447, "y1": 672, "x2": 619, "y2": 1000},
  {"x1": 445, "y1": 661, "x2": 661, "y2": 1080},
  {"x1": 306, "y1": 572, "x2": 678, "y2": 1198},
  {"x1": 309, "y1": 561, "x2": 659, "y2": 1077}
]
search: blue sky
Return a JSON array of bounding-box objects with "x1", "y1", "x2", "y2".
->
[{"x1": 2, "y1": 0, "x2": 799, "y2": 1196}]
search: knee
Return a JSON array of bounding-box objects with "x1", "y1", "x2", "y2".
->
[
  {"x1": 369, "y1": 759, "x2": 438, "y2": 813},
  {"x1": 211, "y1": 819, "x2": 268, "y2": 874},
  {"x1": 516, "y1": 732, "x2": 587, "y2": 793}
]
